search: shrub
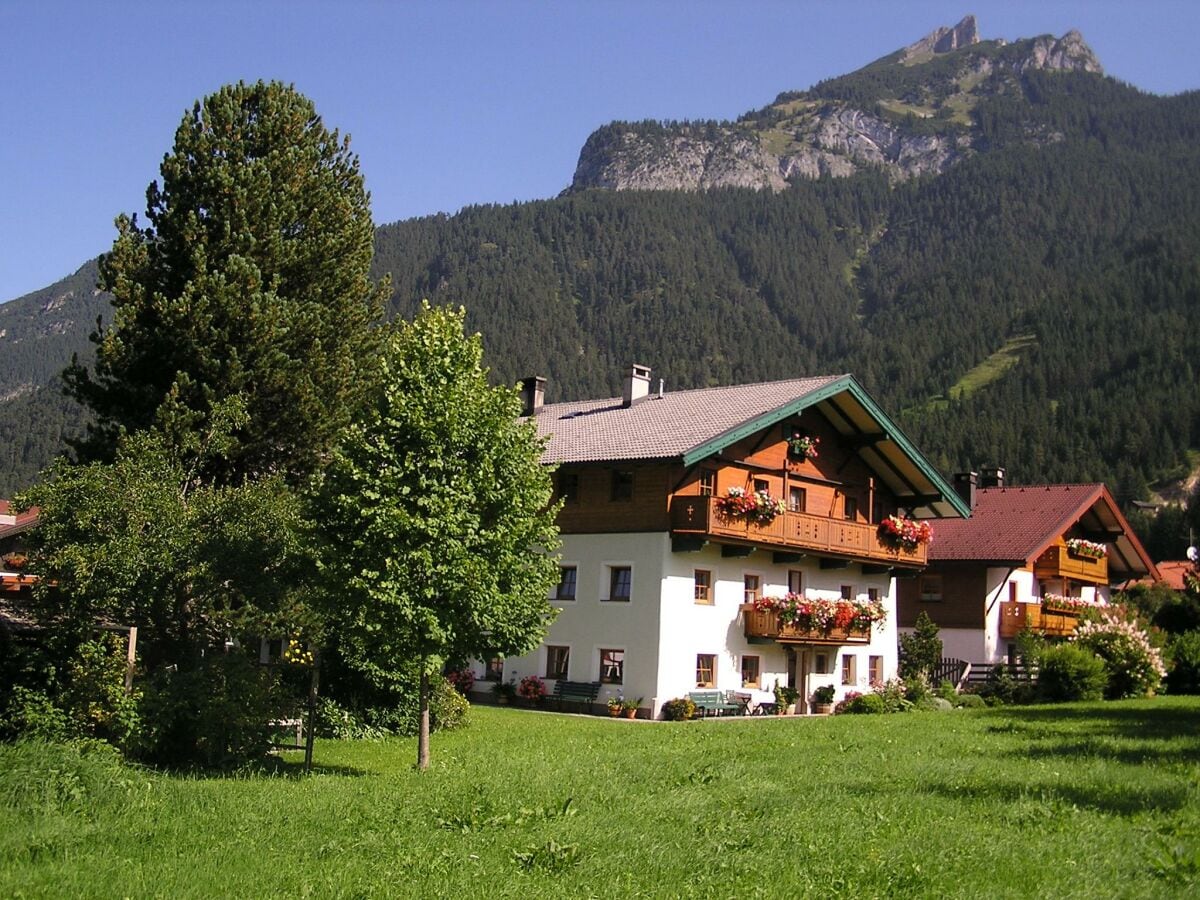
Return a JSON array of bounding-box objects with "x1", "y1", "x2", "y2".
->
[
  {"x1": 661, "y1": 697, "x2": 696, "y2": 721},
  {"x1": 935, "y1": 680, "x2": 959, "y2": 705},
  {"x1": 1074, "y1": 614, "x2": 1166, "y2": 698},
  {"x1": 914, "y1": 696, "x2": 953, "y2": 712},
  {"x1": 1037, "y1": 644, "x2": 1107, "y2": 702},
  {"x1": 873, "y1": 678, "x2": 912, "y2": 713},
  {"x1": 445, "y1": 669, "x2": 476, "y2": 695},
  {"x1": 898, "y1": 611, "x2": 942, "y2": 682},
  {"x1": 517, "y1": 675, "x2": 547, "y2": 703},
  {"x1": 1165, "y1": 631, "x2": 1200, "y2": 695},
  {"x1": 836, "y1": 692, "x2": 885, "y2": 714},
  {"x1": 955, "y1": 693, "x2": 986, "y2": 709}
]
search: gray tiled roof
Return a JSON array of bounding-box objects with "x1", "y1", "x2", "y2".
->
[{"x1": 531, "y1": 375, "x2": 844, "y2": 464}]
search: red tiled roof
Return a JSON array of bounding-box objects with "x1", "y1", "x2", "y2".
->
[
  {"x1": 1143, "y1": 560, "x2": 1193, "y2": 591},
  {"x1": 930, "y1": 483, "x2": 1156, "y2": 579}
]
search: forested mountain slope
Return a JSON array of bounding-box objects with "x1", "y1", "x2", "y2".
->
[{"x1": 1, "y1": 25, "x2": 1197, "y2": 504}]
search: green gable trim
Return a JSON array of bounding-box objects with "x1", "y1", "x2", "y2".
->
[{"x1": 682, "y1": 374, "x2": 970, "y2": 518}]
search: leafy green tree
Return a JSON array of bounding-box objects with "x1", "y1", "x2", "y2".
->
[
  {"x1": 66, "y1": 80, "x2": 388, "y2": 485},
  {"x1": 313, "y1": 304, "x2": 560, "y2": 769},
  {"x1": 18, "y1": 407, "x2": 314, "y2": 765}
]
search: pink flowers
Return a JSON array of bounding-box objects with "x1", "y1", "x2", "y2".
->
[
  {"x1": 517, "y1": 675, "x2": 547, "y2": 701},
  {"x1": 1065, "y1": 538, "x2": 1107, "y2": 559},
  {"x1": 877, "y1": 515, "x2": 933, "y2": 552},
  {"x1": 715, "y1": 486, "x2": 786, "y2": 525},
  {"x1": 753, "y1": 593, "x2": 887, "y2": 632}
]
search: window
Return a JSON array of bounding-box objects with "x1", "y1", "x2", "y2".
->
[
  {"x1": 741, "y1": 655, "x2": 761, "y2": 688},
  {"x1": 556, "y1": 566, "x2": 577, "y2": 602},
  {"x1": 788, "y1": 570, "x2": 803, "y2": 594},
  {"x1": 743, "y1": 574, "x2": 761, "y2": 604},
  {"x1": 484, "y1": 656, "x2": 504, "y2": 681},
  {"x1": 844, "y1": 497, "x2": 858, "y2": 521},
  {"x1": 698, "y1": 470, "x2": 716, "y2": 497},
  {"x1": 558, "y1": 471, "x2": 579, "y2": 504},
  {"x1": 841, "y1": 653, "x2": 858, "y2": 685},
  {"x1": 919, "y1": 575, "x2": 943, "y2": 602},
  {"x1": 869, "y1": 655, "x2": 884, "y2": 685},
  {"x1": 1009, "y1": 581, "x2": 1020, "y2": 603},
  {"x1": 696, "y1": 653, "x2": 716, "y2": 688},
  {"x1": 753, "y1": 478, "x2": 769, "y2": 496},
  {"x1": 867, "y1": 587, "x2": 879, "y2": 603},
  {"x1": 840, "y1": 584, "x2": 854, "y2": 601},
  {"x1": 693, "y1": 569, "x2": 712, "y2": 604},
  {"x1": 611, "y1": 469, "x2": 634, "y2": 501},
  {"x1": 545, "y1": 646, "x2": 570, "y2": 680},
  {"x1": 600, "y1": 648, "x2": 624, "y2": 684},
  {"x1": 607, "y1": 566, "x2": 632, "y2": 602},
  {"x1": 814, "y1": 652, "x2": 832, "y2": 675},
  {"x1": 788, "y1": 486, "x2": 807, "y2": 512}
]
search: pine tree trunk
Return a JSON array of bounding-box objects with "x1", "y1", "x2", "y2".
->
[{"x1": 417, "y1": 662, "x2": 431, "y2": 771}]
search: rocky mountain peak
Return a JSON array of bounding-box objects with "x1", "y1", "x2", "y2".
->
[{"x1": 901, "y1": 14, "x2": 980, "y2": 61}]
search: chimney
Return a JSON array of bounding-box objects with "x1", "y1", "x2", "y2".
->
[
  {"x1": 953, "y1": 471, "x2": 978, "y2": 509},
  {"x1": 519, "y1": 376, "x2": 546, "y2": 416},
  {"x1": 622, "y1": 364, "x2": 652, "y2": 407},
  {"x1": 979, "y1": 466, "x2": 1006, "y2": 489}
]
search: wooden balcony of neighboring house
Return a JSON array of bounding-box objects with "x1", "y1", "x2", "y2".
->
[
  {"x1": 668, "y1": 495, "x2": 927, "y2": 567},
  {"x1": 998, "y1": 601, "x2": 1082, "y2": 639},
  {"x1": 1033, "y1": 545, "x2": 1108, "y2": 585},
  {"x1": 739, "y1": 603, "x2": 872, "y2": 646}
]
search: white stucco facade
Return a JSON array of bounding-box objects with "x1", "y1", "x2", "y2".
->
[{"x1": 490, "y1": 532, "x2": 902, "y2": 718}]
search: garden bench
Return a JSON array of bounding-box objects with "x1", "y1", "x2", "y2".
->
[
  {"x1": 551, "y1": 679, "x2": 601, "y2": 713},
  {"x1": 688, "y1": 690, "x2": 743, "y2": 717}
]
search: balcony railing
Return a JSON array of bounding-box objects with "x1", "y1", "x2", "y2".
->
[
  {"x1": 740, "y1": 604, "x2": 872, "y2": 645},
  {"x1": 669, "y1": 496, "x2": 927, "y2": 567},
  {"x1": 998, "y1": 601, "x2": 1081, "y2": 638},
  {"x1": 1034, "y1": 545, "x2": 1108, "y2": 585}
]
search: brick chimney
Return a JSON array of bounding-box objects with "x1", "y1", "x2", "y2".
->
[
  {"x1": 953, "y1": 471, "x2": 978, "y2": 509},
  {"x1": 622, "y1": 364, "x2": 652, "y2": 407},
  {"x1": 979, "y1": 466, "x2": 1006, "y2": 489},
  {"x1": 519, "y1": 376, "x2": 546, "y2": 416}
]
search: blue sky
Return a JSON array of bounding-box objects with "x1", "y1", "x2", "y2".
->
[{"x1": 2, "y1": 1, "x2": 1197, "y2": 301}]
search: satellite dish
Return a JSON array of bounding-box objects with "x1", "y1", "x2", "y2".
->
[{"x1": 1188, "y1": 546, "x2": 1199, "y2": 563}]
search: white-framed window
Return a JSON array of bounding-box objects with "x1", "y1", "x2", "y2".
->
[
  {"x1": 555, "y1": 565, "x2": 577, "y2": 602},
  {"x1": 741, "y1": 655, "x2": 760, "y2": 688},
  {"x1": 600, "y1": 648, "x2": 624, "y2": 684},
  {"x1": 841, "y1": 653, "x2": 858, "y2": 685},
  {"x1": 605, "y1": 565, "x2": 632, "y2": 602},
  {"x1": 743, "y1": 573, "x2": 761, "y2": 604},
  {"x1": 545, "y1": 645, "x2": 570, "y2": 680}
]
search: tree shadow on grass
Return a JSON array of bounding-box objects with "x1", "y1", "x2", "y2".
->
[{"x1": 917, "y1": 775, "x2": 1193, "y2": 817}]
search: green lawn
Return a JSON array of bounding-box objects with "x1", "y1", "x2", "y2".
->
[{"x1": 3, "y1": 698, "x2": 1199, "y2": 897}]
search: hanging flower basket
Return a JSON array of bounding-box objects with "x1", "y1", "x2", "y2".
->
[
  {"x1": 787, "y1": 434, "x2": 820, "y2": 461},
  {"x1": 1, "y1": 552, "x2": 28, "y2": 571},
  {"x1": 877, "y1": 515, "x2": 933, "y2": 552},
  {"x1": 715, "y1": 486, "x2": 785, "y2": 526},
  {"x1": 1065, "y1": 538, "x2": 1106, "y2": 560}
]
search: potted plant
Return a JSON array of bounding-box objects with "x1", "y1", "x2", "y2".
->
[
  {"x1": 517, "y1": 674, "x2": 547, "y2": 705},
  {"x1": 622, "y1": 697, "x2": 642, "y2": 719},
  {"x1": 773, "y1": 682, "x2": 799, "y2": 715},
  {"x1": 787, "y1": 433, "x2": 819, "y2": 461},
  {"x1": 877, "y1": 515, "x2": 933, "y2": 553},
  {"x1": 492, "y1": 680, "x2": 517, "y2": 705},
  {"x1": 606, "y1": 695, "x2": 625, "y2": 717},
  {"x1": 811, "y1": 684, "x2": 836, "y2": 715}
]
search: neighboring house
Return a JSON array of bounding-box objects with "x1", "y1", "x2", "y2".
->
[
  {"x1": 481, "y1": 366, "x2": 968, "y2": 718},
  {"x1": 0, "y1": 500, "x2": 38, "y2": 599},
  {"x1": 897, "y1": 471, "x2": 1158, "y2": 666}
]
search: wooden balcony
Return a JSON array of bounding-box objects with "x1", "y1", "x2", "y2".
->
[
  {"x1": 998, "y1": 601, "x2": 1081, "y2": 638},
  {"x1": 740, "y1": 604, "x2": 872, "y2": 645},
  {"x1": 1034, "y1": 545, "x2": 1108, "y2": 585},
  {"x1": 669, "y1": 496, "x2": 927, "y2": 567}
]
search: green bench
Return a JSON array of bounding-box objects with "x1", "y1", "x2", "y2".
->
[
  {"x1": 688, "y1": 690, "x2": 745, "y2": 717},
  {"x1": 551, "y1": 680, "x2": 601, "y2": 713}
]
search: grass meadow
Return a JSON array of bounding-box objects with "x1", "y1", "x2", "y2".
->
[{"x1": 2, "y1": 697, "x2": 1198, "y2": 898}]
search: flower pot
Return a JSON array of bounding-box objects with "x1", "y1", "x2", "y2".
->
[
  {"x1": 624, "y1": 708, "x2": 638, "y2": 719},
  {"x1": 608, "y1": 706, "x2": 622, "y2": 717},
  {"x1": 496, "y1": 695, "x2": 509, "y2": 705},
  {"x1": 814, "y1": 703, "x2": 833, "y2": 715}
]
